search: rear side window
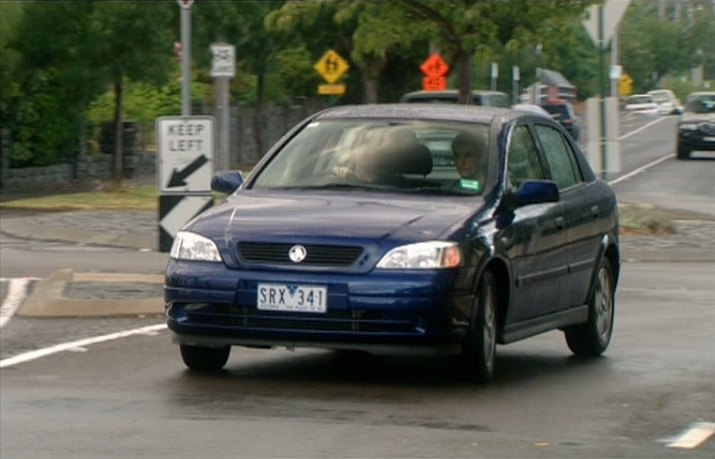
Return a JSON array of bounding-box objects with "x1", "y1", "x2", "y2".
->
[{"x1": 534, "y1": 124, "x2": 581, "y2": 189}]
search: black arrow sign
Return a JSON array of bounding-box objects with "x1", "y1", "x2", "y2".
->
[{"x1": 167, "y1": 155, "x2": 209, "y2": 188}]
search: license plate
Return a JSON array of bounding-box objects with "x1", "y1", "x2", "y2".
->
[
  {"x1": 704, "y1": 136, "x2": 715, "y2": 142},
  {"x1": 257, "y1": 283, "x2": 327, "y2": 313}
]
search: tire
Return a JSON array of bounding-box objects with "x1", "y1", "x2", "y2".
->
[
  {"x1": 180, "y1": 344, "x2": 230, "y2": 372},
  {"x1": 564, "y1": 259, "x2": 615, "y2": 357},
  {"x1": 676, "y1": 144, "x2": 691, "y2": 160},
  {"x1": 457, "y1": 271, "x2": 498, "y2": 383}
]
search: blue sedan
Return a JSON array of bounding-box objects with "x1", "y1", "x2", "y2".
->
[{"x1": 165, "y1": 104, "x2": 620, "y2": 382}]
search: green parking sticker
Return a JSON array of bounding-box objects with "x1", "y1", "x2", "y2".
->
[{"x1": 459, "y1": 179, "x2": 480, "y2": 191}]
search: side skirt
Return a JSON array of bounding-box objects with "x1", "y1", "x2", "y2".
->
[{"x1": 501, "y1": 305, "x2": 588, "y2": 344}]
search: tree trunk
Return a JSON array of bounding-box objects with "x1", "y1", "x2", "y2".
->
[
  {"x1": 253, "y1": 71, "x2": 265, "y2": 158},
  {"x1": 111, "y1": 77, "x2": 124, "y2": 189},
  {"x1": 456, "y1": 50, "x2": 473, "y2": 104},
  {"x1": 360, "y1": 60, "x2": 385, "y2": 104}
]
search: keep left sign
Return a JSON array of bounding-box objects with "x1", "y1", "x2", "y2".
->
[{"x1": 157, "y1": 116, "x2": 215, "y2": 193}]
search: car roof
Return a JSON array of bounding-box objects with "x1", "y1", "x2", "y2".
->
[{"x1": 312, "y1": 103, "x2": 511, "y2": 124}]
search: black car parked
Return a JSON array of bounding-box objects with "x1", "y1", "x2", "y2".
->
[{"x1": 677, "y1": 92, "x2": 715, "y2": 160}]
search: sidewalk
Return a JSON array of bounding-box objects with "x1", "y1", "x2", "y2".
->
[{"x1": 1, "y1": 206, "x2": 715, "y2": 318}]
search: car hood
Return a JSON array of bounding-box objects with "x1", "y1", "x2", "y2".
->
[{"x1": 186, "y1": 189, "x2": 482, "y2": 259}]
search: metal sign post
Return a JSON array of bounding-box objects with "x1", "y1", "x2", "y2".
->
[
  {"x1": 211, "y1": 43, "x2": 236, "y2": 172},
  {"x1": 178, "y1": 0, "x2": 193, "y2": 116}
]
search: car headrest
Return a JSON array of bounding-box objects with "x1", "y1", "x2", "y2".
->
[{"x1": 389, "y1": 143, "x2": 433, "y2": 175}]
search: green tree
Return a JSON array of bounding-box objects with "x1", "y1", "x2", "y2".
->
[
  {"x1": 89, "y1": 1, "x2": 174, "y2": 188},
  {"x1": 5, "y1": 1, "x2": 103, "y2": 167},
  {"x1": 193, "y1": 1, "x2": 284, "y2": 155},
  {"x1": 396, "y1": 0, "x2": 590, "y2": 103}
]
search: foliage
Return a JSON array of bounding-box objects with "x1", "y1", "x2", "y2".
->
[
  {"x1": 620, "y1": 0, "x2": 715, "y2": 93},
  {"x1": 3, "y1": 0, "x2": 715, "y2": 170}
]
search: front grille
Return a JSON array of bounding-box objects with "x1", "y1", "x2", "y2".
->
[
  {"x1": 237, "y1": 242, "x2": 363, "y2": 266},
  {"x1": 186, "y1": 305, "x2": 417, "y2": 334}
]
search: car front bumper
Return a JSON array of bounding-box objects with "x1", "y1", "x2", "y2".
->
[
  {"x1": 165, "y1": 260, "x2": 473, "y2": 354},
  {"x1": 678, "y1": 129, "x2": 715, "y2": 151}
]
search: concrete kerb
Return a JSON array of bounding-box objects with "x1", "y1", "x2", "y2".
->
[{"x1": 19, "y1": 269, "x2": 164, "y2": 318}]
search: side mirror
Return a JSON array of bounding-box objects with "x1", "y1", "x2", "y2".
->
[
  {"x1": 211, "y1": 170, "x2": 244, "y2": 194},
  {"x1": 515, "y1": 180, "x2": 559, "y2": 206}
]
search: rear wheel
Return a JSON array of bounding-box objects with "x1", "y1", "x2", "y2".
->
[
  {"x1": 564, "y1": 259, "x2": 615, "y2": 357},
  {"x1": 457, "y1": 271, "x2": 498, "y2": 383},
  {"x1": 180, "y1": 344, "x2": 230, "y2": 372}
]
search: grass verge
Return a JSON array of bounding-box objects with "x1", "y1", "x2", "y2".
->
[
  {"x1": 0, "y1": 185, "x2": 159, "y2": 211},
  {"x1": 618, "y1": 203, "x2": 675, "y2": 236}
]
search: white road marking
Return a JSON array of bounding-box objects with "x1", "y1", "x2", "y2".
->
[
  {"x1": 619, "y1": 116, "x2": 670, "y2": 140},
  {"x1": 0, "y1": 323, "x2": 167, "y2": 368},
  {"x1": 608, "y1": 154, "x2": 674, "y2": 186},
  {"x1": 666, "y1": 422, "x2": 715, "y2": 449},
  {"x1": 0, "y1": 277, "x2": 38, "y2": 329}
]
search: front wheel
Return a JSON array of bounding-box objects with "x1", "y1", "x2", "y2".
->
[
  {"x1": 180, "y1": 344, "x2": 230, "y2": 372},
  {"x1": 676, "y1": 144, "x2": 691, "y2": 160},
  {"x1": 457, "y1": 271, "x2": 498, "y2": 383},
  {"x1": 564, "y1": 259, "x2": 615, "y2": 357}
]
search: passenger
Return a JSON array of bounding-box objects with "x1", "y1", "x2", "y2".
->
[{"x1": 451, "y1": 131, "x2": 487, "y2": 190}]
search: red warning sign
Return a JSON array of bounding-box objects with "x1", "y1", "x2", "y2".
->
[
  {"x1": 420, "y1": 54, "x2": 449, "y2": 91},
  {"x1": 423, "y1": 76, "x2": 447, "y2": 91}
]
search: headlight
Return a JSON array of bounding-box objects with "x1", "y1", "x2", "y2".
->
[
  {"x1": 377, "y1": 241, "x2": 461, "y2": 269},
  {"x1": 170, "y1": 231, "x2": 222, "y2": 262},
  {"x1": 678, "y1": 123, "x2": 697, "y2": 131}
]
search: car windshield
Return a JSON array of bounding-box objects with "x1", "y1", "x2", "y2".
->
[
  {"x1": 649, "y1": 92, "x2": 670, "y2": 103},
  {"x1": 628, "y1": 96, "x2": 654, "y2": 104},
  {"x1": 252, "y1": 119, "x2": 492, "y2": 196},
  {"x1": 686, "y1": 94, "x2": 715, "y2": 113},
  {"x1": 541, "y1": 104, "x2": 572, "y2": 120}
]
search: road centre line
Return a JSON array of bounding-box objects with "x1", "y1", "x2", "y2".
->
[
  {"x1": 619, "y1": 116, "x2": 670, "y2": 140},
  {"x1": 0, "y1": 277, "x2": 38, "y2": 329},
  {"x1": 608, "y1": 154, "x2": 674, "y2": 186},
  {"x1": 666, "y1": 422, "x2": 715, "y2": 449},
  {"x1": 0, "y1": 323, "x2": 167, "y2": 368}
]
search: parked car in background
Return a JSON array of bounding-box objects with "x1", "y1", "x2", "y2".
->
[
  {"x1": 400, "y1": 89, "x2": 511, "y2": 108},
  {"x1": 165, "y1": 104, "x2": 620, "y2": 383},
  {"x1": 677, "y1": 91, "x2": 715, "y2": 160},
  {"x1": 624, "y1": 94, "x2": 660, "y2": 115},
  {"x1": 540, "y1": 99, "x2": 580, "y2": 141},
  {"x1": 647, "y1": 89, "x2": 682, "y2": 115}
]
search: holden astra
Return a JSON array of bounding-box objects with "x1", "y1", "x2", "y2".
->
[{"x1": 165, "y1": 104, "x2": 620, "y2": 382}]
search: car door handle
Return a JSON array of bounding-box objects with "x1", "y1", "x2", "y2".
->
[{"x1": 591, "y1": 205, "x2": 600, "y2": 219}]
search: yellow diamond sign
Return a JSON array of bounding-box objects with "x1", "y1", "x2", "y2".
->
[{"x1": 314, "y1": 49, "x2": 349, "y2": 84}]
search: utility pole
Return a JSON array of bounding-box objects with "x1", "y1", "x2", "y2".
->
[{"x1": 179, "y1": 0, "x2": 193, "y2": 116}]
